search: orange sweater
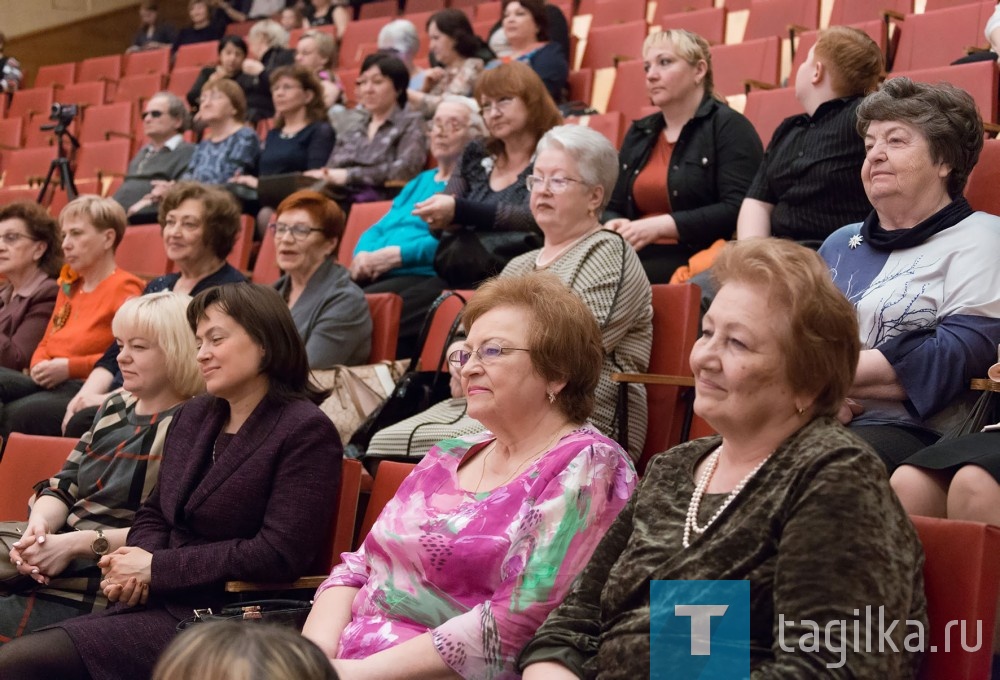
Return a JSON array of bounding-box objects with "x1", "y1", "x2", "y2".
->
[{"x1": 30, "y1": 268, "x2": 144, "y2": 378}]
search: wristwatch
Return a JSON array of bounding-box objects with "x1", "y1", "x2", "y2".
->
[{"x1": 91, "y1": 529, "x2": 110, "y2": 557}]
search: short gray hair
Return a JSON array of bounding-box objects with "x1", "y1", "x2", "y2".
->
[
  {"x1": 439, "y1": 94, "x2": 486, "y2": 138},
  {"x1": 378, "y1": 19, "x2": 421, "y2": 61},
  {"x1": 536, "y1": 125, "x2": 619, "y2": 209},
  {"x1": 151, "y1": 91, "x2": 190, "y2": 132},
  {"x1": 249, "y1": 19, "x2": 289, "y2": 48}
]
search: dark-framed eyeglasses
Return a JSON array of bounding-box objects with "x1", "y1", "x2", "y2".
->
[
  {"x1": 142, "y1": 110, "x2": 166, "y2": 119},
  {"x1": 448, "y1": 342, "x2": 531, "y2": 368},
  {"x1": 271, "y1": 222, "x2": 324, "y2": 240},
  {"x1": 0, "y1": 232, "x2": 39, "y2": 245}
]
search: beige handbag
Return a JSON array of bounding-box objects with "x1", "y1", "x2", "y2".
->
[{"x1": 312, "y1": 361, "x2": 409, "y2": 443}]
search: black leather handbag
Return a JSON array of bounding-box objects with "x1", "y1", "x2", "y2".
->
[{"x1": 175, "y1": 599, "x2": 313, "y2": 632}]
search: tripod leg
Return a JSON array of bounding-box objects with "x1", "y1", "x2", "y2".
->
[
  {"x1": 58, "y1": 159, "x2": 78, "y2": 201},
  {"x1": 37, "y1": 160, "x2": 61, "y2": 204}
]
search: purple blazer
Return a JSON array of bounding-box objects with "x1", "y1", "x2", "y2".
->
[
  {"x1": 0, "y1": 274, "x2": 57, "y2": 371},
  {"x1": 58, "y1": 392, "x2": 342, "y2": 680}
]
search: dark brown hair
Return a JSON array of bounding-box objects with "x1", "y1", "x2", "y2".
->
[
  {"x1": 502, "y1": 0, "x2": 549, "y2": 41},
  {"x1": 0, "y1": 201, "x2": 62, "y2": 277},
  {"x1": 159, "y1": 182, "x2": 241, "y2": 259},
  {"x1": 269, "y1": 64, "x2": 328, "y2": 126}
]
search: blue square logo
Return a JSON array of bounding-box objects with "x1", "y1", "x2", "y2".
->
[{"x1": 650, "y1": 580, "x2": 750, "y2": 679}]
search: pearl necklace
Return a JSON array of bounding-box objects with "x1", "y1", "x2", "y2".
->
[{"x1": 682, "y1": 445, "x2": 770, "y2": 549}]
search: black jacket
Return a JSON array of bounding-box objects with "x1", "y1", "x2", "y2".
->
[{"x1": 603, "y1": 95, "x2": 763, "y2": 251}]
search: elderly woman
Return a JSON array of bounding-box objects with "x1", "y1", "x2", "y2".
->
[
  {"x1": 243, "y1": 19, "x2": 295, "y2": 79},
  {"x1": 818, "y1": 78, "x2": 1000, "y2": 473},
  {"x1": 62, "y1": 183, "x2": 247, "y2": 438},
  {"x1": 272, "y1": 190, "x2": 371, "y2": 369},
  {"x1": 295, "y1": 29, "x2": 343, "y2": 109},
  {"x1": 182, "y1": 78, "x2": 260, "y2": 188},
  {"x1": 378, "y1": 19, "x2": 424, "y2": 90},
  {"x1": 303, "y1": 271, "x2": 637, "y2": 677},
  {"x1": 352, "y1": 96, "x2": 484, "y2": 355},
  {"x1": 186, "y1": 36, "x2": 272, "y2": 124},
  {"x1": 0, "y1": 198, "x2": 144, "y2": 439},
  {"x1": 519, "y1": 239, "x2": 926, "y2": 678},
  {"x1": 603, "y1": 30, "x2": 762, "y2": 284},
  {"x1": 489, "y1": 0, "x2": 568, "y2": 103},
  {"x1": 305, "y1": 52, "x2": 427, "y2": 208},
  {"x1": 0, "y1": 284, "x2": 341, "y2": 680},
  {"x1": 0, "y1": 292, "x2": 201, "y2": 641},
  {"x1": 413, "y1": 61, "x2": 561, "y2": 290},
  {"x1": 409, "y1": 10, "x2": 487, "y2": 117},
  {"x1": 0, "y1": 202, "x2": 61, "y2": 372},
  {"x1": 502, "y1": 125, "x2": 651, "y2": 457}
]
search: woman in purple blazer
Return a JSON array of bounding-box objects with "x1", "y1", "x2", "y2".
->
[{"x1": 0, "y1": 283, "x2": 343, "y2": 680}]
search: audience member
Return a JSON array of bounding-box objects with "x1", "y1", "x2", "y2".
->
[
  {"x1": 186, "y1": 35, "x2": 273, "y2": 123},
  {"x1": 127, "y1": 1, "x2": 176, "y2": 53},
  {"x1": 603, "y1": 30, "x2": 762, "y2": 284},
  {"x1": 172, "y1": 0, "x2": 225, "y2": 54},
  {"x1": 153, "y1": 622, "x2": 340, "y2": 680},
  {"x1": 0, "y1": 197, "x2": 144, "y2": 439},
  {"x1": 352, "y1": 96, "x2": 484, "y2": 355},
  {"x1": 819, "y1": 78, "x2": 1000, "y2": 473},
  {"x1": 272, "y1": 190, "x2": 372, "y2": 369},
  {"x1": 413, "y1": 61, "x2": 560, "y2": 289},
  {"x1": 243, "y1": 19, "x2": 295, "y2": 78},
  {"x1": 738, "y1": 26, "x2": 884, "y2": 245},
  {"x1": 247, "y1": 0, "x2": 290, "y2": 20},
  {"x1": 377, "y1": 19, "x2": 424, "y2": 89},
  {"x1": 487, "y1": 2, "x2": 570, "y2": 64},
  {"x1": 184, "y1": 79, "x2": 261, "y2": 186},
  {"x1": 0, "y1": 292, "x2": 201, "y2": 641},
  {"x1": 0, "y1": 283, "x2": 342, "y2": 680},
  {"x1": 303, "y1": 271, "x2": 637, "y2": 678},
  {"x1": 0, "y1": 31, "x2": 22, "y2": 99},
  {"x1": 63, "y1": 183, "x2": 247, "y2": 438},
  {"x1": 113, "y1": 92, "x2": 196, "y2": 224},
  {"x1": 305, "y1": 52, "x2": 427, "y2": 208},
  {"x1": 295, "y1": 29, "x2": 344, "y2": 109},
  {"x1": 0, "y1": 203, "x2": 61, "y2": 372},
  {"x1": 519, "y1": 239, "x2": 925, "y2": 678},
  {"x1": 280, "y1": 6, "x2": 307, "y2": 32},
  {"x1": 489, "y1": 0, "x2": 568, "y2": 103},
  {"x1": 504, "y1": 125, "x2": 652, "y2": 457},
  {"x1": 409, "y1": 10, "x2": 486, "y2": 117}
]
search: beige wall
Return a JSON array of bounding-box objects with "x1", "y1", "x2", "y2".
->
[{"x1": 0, "y1": 0, "x2": 137, "y2": 38}]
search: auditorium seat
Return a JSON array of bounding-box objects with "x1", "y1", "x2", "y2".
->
[
  {"x1": 890, "y1": 60, "x2": 998, "y2": 125},
  {"x1": 33, "y1": 62, "x2": 77, "y2": 90},
  {"x1": 742, "y1": 0, "x2": 819, "y2": 44},
  {"x1": 78, "y1": 102, "x2": 133, "y2": 145},
  {"x1": 167, "y1": 67, "x2": 203, "y2": 101},
  {"x1": 173, "y1": 41, "x2": 219, "y2": 71},
  {"x1": 605, "y1": 60, "x2": 650, "y2": 123},
  {"x1": 580, "y1": 20, "x2": 648, "y2": 70},
  {"x1": 0, "y1": 434, "x2": 76, "y2": 518},
  {"x1": 742, "y1": 86, "x2": 799, "y2": 147},
  {"x1": 58, "y1": 81, "x2": 109, "y2": 110},
  {"x1": 340, "y1": 18, "x2": 391, "y2": 69},
  {"x1": 891, "y1": 2, "x2": 994, "y2": 72},
  {"x1": 710, "y1": 36, "x2": 781, "y2": 96},
  {"x1": 565, "y1": 111, "x2": 627, "y2": 148},
  {"x1": 965, "y1": 138, "x2": 1000, "y2": 215},
  {"x1": 124, "y1": 47, "x2": 171, "y2": 78},
  {"x1": 658, "y1": 7, "x2": 727, "y2": 45},
  {"x1": 659, "y1": 0, "x2": 714, "y2": 13},
  {"x1": 590, "y1": 0, "x2": 648, "y2": 26},
  {"x1": 7, "y1": 87, "x2": 55, "y2": 122},
  {"x1": 359, "y1": 0, "x2": 399, "y2": 19},
  {"x1": 2, "y1": 146, "x2": 57, "y2": 188},
  {"x1": 339, "y1": 200, "x2": 393, "y2": 269},
  {"x1": 568, "y1": 68, "x2": 594, "y2": 108},
  {"x1": 77, "y1": 55, "x2": 123, "y2": 85}
]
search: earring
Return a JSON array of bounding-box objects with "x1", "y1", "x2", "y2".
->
[
  {"x1": 795, "y1": 404, "x2": 805, "y2": 415},
  {"x1": 547, "y1": 391, "x2": 555, "y2": 404}
]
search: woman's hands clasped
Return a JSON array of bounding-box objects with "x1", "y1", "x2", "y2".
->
[{"x1": 99, "y1": 546, "x2": 152, "y2": 607}]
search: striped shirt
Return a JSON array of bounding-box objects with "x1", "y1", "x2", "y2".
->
[
  {"x1": 747, "y1": 96, "x2": 872, "y2": 242},
  {"x1": 34, "y1": 392, "x2": 181, "y2": 531}
]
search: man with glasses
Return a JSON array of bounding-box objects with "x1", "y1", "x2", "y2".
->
[{"x1": 112, "y1": 92, "x2": 195, "y2": 224}]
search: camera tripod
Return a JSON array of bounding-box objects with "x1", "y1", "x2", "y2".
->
[{"x1": 36, "y1": 120, "x2": 79, "y2": 204}]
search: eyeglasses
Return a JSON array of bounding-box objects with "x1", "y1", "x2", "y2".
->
[
  {"x1": 272, "y1": 222, "x2": 324, "y2": 240},
  {"x1": 448, "y1": 342, "x2": 530, "y2": 368},
  {"x1": 480, "y1": 96, "x2": 515, "y2": 115},
  {"x1": 142, "y1": 110, "x2": 166, "y2": 119},
  {"x1": 427, "y1": 119, "x2": 466, "y2": 135},
  {"x1": 0, "y1": 232, "x2": 38, "y2": 245},
  {"x1": 163, "y1": 218, "x2": 202, "y2": 232},
  {"x1": 526, "y1": 175, "x2": 585, "y2": 194},
  {"x1": 199, "y1": 90, "x2": 226, "y2": 104}
]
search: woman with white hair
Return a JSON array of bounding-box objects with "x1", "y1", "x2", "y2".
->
[
  {"x1": 243, "y1": 19, "x2": 295, "y2": 79},
  {"x1": 378, "y1": 19, "x2": 425, "y2": 89},
  {"x1": 501, "y1": 124, "x2": 652, "y2": 457}
]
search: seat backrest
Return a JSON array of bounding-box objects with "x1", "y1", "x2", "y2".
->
[
  {"x1": 892, "y1": 2, "x2": 994, "y2": 71},
  {"x1": 3, "y1": 146, "x2": 57, "y2": 187},
  {"x1": 591, "y1": 0, "x2": 648, "y2": 26},
  {"x1": 567, "y1": 68, "x2": 594, "y2": 107},
  {"x1": 167, "y1": 67, "x2": 204, "y2": 101},
  {"x1": 828, "y1": 0, "x2": 912, "y2": 25},
  {"x1": 580, "y1": 20, "x2": 648, "y2": 70},
  {"x1": 910, "y1": 515, "x2": 1000, "y2": 680},
  {"x1": 743, "y1": 0, "x2": 819, "y2": 42},
  {"x1": 251, "y1": 228, "x2": 282, "y2": 284},
  {"x1": 34, "y1": 62, "x2": 77, "y2": 90},
  {"x1": 924, "y1": 0, "x2": 991, "y2": 9},
  {"x1": 0, "y1": 433, "x2": 77, "y2": 519},
  {"x1": 124, "y1": 47, "x2": 171, "y2": 77},
  {"x1": 79, "y1": 102, "x2": 133, "y2": 145},
  {"x1": 566, "y1": 111, "x2": 627, "y2": 148},
  {"x1": 365, "y1": 292, "x2": 403, "y2": 363},
  {"x1": 890, "y1": 60, "x2": 998, "y2": 125},
  {"x1": 966, "y1": 138, "x2": 1000, "y2": 214},
  {"x1": 340, "y1": 18, "x2": 389, "y2": 69},
  {"x1": 77, "y1": 55, "x2": 123, "y2": 84},
  {"x1": 405, "y1": 0, "x2": 446, "y2": 14},
  {"x1": 355, "y1": 461, "x2": 417, "y2": 548},
  {"x1": 112, "y1": 73, "x2": 166, "y2": 106},
  {"x1": 418, "y1": 290, "x2": 470, "y2": 370},
  {"x1": 359, "y1": 0, "x2": 399, "y2": 19},
  {"x1": 475, "y1": 2, "x2": 502, "y2": 23},
  {"x1": 116, "y1": 223, "x2": 170, "y2": 279},
  {"x1": 606, "y1": 60, "x2": 649, "y2": 124},
  {"x1": 0, "y1": 118, "x2": 24, "y2": 150},
  {"x1": 637, "y1": 283, "x2": 701, "y2": 474},
  {"x1": 742, "y1": 86, "x2": 800, "y2": 147},
  {"x1": 710, "y1": 36, "x2": 781, "y2": 96},
  {"x1": 76, "y1": 139, "x2": 132, "y2": 179},
  {"x1": 338, "y1": 200, "x2": 393, "y2": 268},
  {"x1": 659, "y1": 0, "x2": 714, "y2": 13},
  {"x1": 659, "y1": 7, "x2": 727, "y2": 45},
  {"x1": 789, "y1": 20, "x2": 885, "y2": 78},
  {"x1": 173, "y1": 41, "x2": 220, "y2": 71},
  {"x1": 8, "y1": 87, "x2": 55, "y2": 121},
  {"x1": 59, "y1": 81, "x2": 109, "y2": 110},
  {"x1": 323, "y1": 458, "x2": 362, "y2": 568},
  {"x1": 226, "y1": 215, "x2": 255, "y2": 272}
]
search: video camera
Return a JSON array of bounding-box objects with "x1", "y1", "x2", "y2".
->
[{"x1": 49, "y1": 103, "x2": 79, "y2": 126}]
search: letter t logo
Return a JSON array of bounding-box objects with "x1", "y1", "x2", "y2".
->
[{"x1": 674, "y1": 604, "x2": 729, "y2": 655}]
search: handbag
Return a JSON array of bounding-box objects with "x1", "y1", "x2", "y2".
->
[
  {"x1": 433, "y1": 228, "x2": 542, "y2": 289},
  {"x1": 176, "y1": 599, "x2": 313, "y2": 632},
  {"x1": 0, "y1": 522, "x2": 36, "y2": 594},
  {"x1": 348, "y1": 291, "x2": 467, "y2": 456},
  {"x1": 313, "y1": 360, "x2": 409, "y2": 443}
]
